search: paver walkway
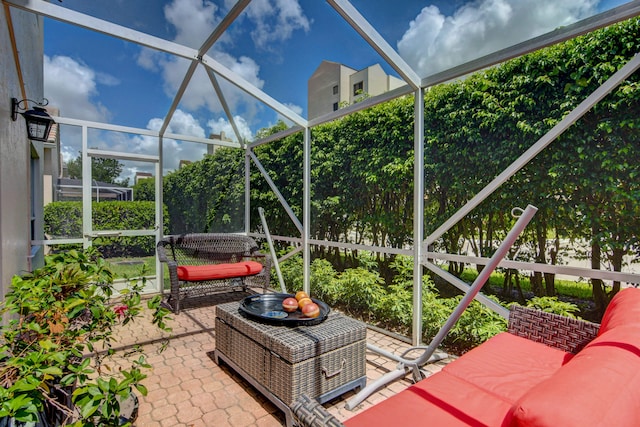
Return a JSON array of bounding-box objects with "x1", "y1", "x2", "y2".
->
[{"x1": 109, "y1": 291, "x2": 454, "y2": 426}]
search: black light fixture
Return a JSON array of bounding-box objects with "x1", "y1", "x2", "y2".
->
[{"x1": 11, "y1": 97, "x2": 56, "y2": 142}]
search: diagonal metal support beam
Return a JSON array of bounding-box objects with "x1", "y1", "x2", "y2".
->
[
  {"x1": 205, "y1": 68, "x2": 244, "y2": 145},
  {"x1": 6, "y1": 0, "x2": 198, "y2": 59},
  {"x1": 159, "y1": 60, "x2": 199, "y2": 136},
  {"x1": 248, "y1": 151, "x2": 304, "y2": 234},
  {"x1": 327, "y1": 0, "x2": 421, "y2": 89},
  {"x1": 198, "y1": 0, "x2": 251, "y2": 56},
  {"x1": 346, "y1": 205, "x2": 537, "y2": 410},
  {"x1": 201, "y1": 54, "x2": 308, "y2": 127},
  {"x1": 422, "y1": 1, "x2": 640, "y2": 88}
]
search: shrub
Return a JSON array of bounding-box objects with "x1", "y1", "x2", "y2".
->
[
  {"x1": 279, "y1": 254, "x2": 510, "y2": 353},
  {"x1": 447, "y1": 295, "x2": 508, "y2": 352},
  {"x1": 0, "y1": 249, "x2": 171, "y2": 426},
  {"x1": 525, "y1": 296, "x2": 581, "y2": 318},
  {"x1": 44, "y1": 201, "x2": 168, "y2": 257}
]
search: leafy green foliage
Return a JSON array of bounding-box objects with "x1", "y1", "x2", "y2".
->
[
  {"x1": 449, "y1": 296, "x2": 508, "y2": 352},
  {"x1": 525, "y1": 296, "x2": 581, "y2": 318},
  {"x1": 66, "y1": 152, "x2": 129, "y2": 187},
  {"x1": 163, "y1": 148, "x2": 246, "y2": 234},
  {"x1": 0, "y1": 249, "x2": 172, "y2": 425},
  {"x1": 132, "y1": 178, "x2": 155, "y2": 202}
]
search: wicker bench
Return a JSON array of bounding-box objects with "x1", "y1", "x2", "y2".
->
[
  {"x1": 157, "y1": 233, "x2": 271, "y2": 313},
  {"x1": 293, "y1": 287, "x2": 640, "y2": 426}
]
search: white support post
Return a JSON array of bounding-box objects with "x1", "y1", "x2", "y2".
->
[
  {"x1": 81, "y1": 125, "x2": 91, "y2": 250},
  {"x1": 412, "y1": 88, "x2": 425, "y2": 346},
  {"x1": 156, "y1": 135, "x2": 164, "y2": 294},
  {"x1": 245, "y1": 150, "x2": 251, "y2": 234},
  {"x1": 303, "y1": 127, "x2": 311, "y2": 295}
]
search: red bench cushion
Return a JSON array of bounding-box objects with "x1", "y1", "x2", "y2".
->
[
  {"x1": 177, "y1": 261, "x2": 263, "y2": 281},
  {"x1": 443, "y1": 332, "x2": 573, "y2": 404}
]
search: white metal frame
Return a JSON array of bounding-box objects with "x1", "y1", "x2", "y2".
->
[{"x1": 7, "y1": 0, "x2": 640, "y2": 345}]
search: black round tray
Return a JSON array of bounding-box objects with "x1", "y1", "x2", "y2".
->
[{"x1": 238, "y1": 293, "x2": 330, "y2": 326}]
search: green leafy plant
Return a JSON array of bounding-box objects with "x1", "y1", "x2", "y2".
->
[
  {"x1": 525, "y1": 296, "x2": 581, "y2": 318},
  {"x1": 0, "y1": 248, "x2": 171, "y2": 426}
]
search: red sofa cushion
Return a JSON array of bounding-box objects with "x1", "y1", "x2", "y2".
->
[
  {"x1": 599, "y1": 287, "x2": 640, "y2": 334},
  {"x1": 177, "y1": 261, "x2": 263, "y2": 281},
  {"x1": 509, "y1": 324, "x2": 640, "y2": 426},
  {"x1": 443, "y1": 332, "x2": 573, "y2": 403},
  {"x1": 344, "y1": 370, "x2": 513, "y2": 427}
]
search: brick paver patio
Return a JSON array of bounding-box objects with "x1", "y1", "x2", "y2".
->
[{"x1": 110, "y1": 291, "x2": 454, "y2": 426}]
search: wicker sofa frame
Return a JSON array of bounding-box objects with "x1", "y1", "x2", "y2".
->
[
  {"x1": 157, "y1": 233, "x2": 271, "y2": 313},
  {"x1": 292, "y1": 304, "x2": 601, "y2": 427}
]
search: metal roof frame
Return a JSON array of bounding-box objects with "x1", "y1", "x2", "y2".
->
[{"x1": 5, "y1": 0, "x2": 640, "y2": 345}]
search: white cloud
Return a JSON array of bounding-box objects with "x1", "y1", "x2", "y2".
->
[
  {"x1": 164, "y1": 109, "x2": 207, "y2": 138},
  {"x1": 207, "y1": 116, "x2": 253, "y2": 142},
  {"x1": 246, "y1": 0, "x2": 311, "y2": 48},
  {"x1": 152, "y1": 50, "x2": 264, "y2": 115},
  {"x1": 163, "y1": 0, "x2": 223, "y2": 49},
  {"x1": 44, "y1": 55, "x2": 113, "y2": 122},
  {"x1": 112, "y1": 110, "x2": 210, "y2": 179},
  {"x1": 398, "y1": 0, "x2": 598, "y2": 78},
  {"x1": 136, "y1": 0, "x2": 307, "y2": 135}
]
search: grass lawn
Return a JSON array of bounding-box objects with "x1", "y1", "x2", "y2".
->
[
  {"x1": 460, "y1": 269, "x2": 594, "y2": 300},
  {"x1": 106, "y1": 256, "x2": 157, "y2": 278}
]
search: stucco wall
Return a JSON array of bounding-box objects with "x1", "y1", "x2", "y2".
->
[{"x1": 0, "y1": 6, "x2": 44, "y2": 299}]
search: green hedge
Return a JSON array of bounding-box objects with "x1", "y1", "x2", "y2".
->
[{"x1": 44, "y1": 201, "x2": 168, "y2": 257}]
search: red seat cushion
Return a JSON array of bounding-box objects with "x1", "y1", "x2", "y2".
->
[
  {"x1": 344, "y1": 333, "x2": 571, "y2": 427},
  {"x1": 443, "y1": 332, "x2": 573, "y2": 403},
  {"x1": 599, "y1": 287, "x2": 640, "y2": 334},
  {"x1": 177, "y1": 261, "x2": 263, "y2": 281},
  {"x1": 344, "y1": 371, "x2": 513, "y2": 427},
  {"x1": 510, "y1": 325, "x2": 640, "y2": 426}
]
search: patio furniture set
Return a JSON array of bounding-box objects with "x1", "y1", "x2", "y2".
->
[
  {"x1": 157, "y1": 233, "x2": 640, "y2": 427},
  {"x1": 157, "y1": 233, "x2": 367, "y2": 426}
]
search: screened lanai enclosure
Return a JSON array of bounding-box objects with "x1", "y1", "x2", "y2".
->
[{"x1": 5, "y1": 0, "x2": 640, "y2": 347}]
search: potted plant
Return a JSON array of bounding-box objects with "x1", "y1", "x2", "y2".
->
[{"x1": 0, "y1": 248, "x2": 171, "y2": 426}]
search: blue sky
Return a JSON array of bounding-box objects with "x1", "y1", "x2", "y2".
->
[{"x1": 42, "y1": 0, "x2": 629, "y2": 180}]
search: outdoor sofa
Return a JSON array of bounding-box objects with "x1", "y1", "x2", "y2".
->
[
  {"x1": 293, "y1": 287, "x2": 640, "y2": 426},
  {"x1": 157, "y1": 233, "x2": 271, "y2": 313}
]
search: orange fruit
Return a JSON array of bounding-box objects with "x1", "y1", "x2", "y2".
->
[
  {"x1": 295, "y1": 291, "x2": 309, "y2": 301},
  {"x1": 298, "y1": 297, "x2": 313, "y2": 309},
  {"x1": 282, "y1": 297, "x2": 298, "y2": 312},
  {"x1": 302, "y1": 302, "x2": 320, "y2": 318}
]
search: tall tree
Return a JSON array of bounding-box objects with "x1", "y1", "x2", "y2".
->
[{"x1": 66, "y1": 151, "x2": 127, "y2": 186}]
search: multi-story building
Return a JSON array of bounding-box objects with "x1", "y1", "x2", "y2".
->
[{"x1": 307, "y1": 60, "x2": 405, "y2": 120}]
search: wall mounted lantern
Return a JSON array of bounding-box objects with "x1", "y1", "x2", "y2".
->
[{"x1": 11, "y1": 97, "x2": 56, "y2": 142}]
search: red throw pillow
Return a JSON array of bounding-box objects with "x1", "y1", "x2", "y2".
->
[
  {"x1": 177, "y1": 261, "x2": 263, "y2": 281},
  {"x1": 509, "y1": 325, "x2": 640, "y2": 426}
]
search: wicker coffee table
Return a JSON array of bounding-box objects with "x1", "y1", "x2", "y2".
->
[{"x1": 214, "y1": 301, "x2": 367, "y2": 427}]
